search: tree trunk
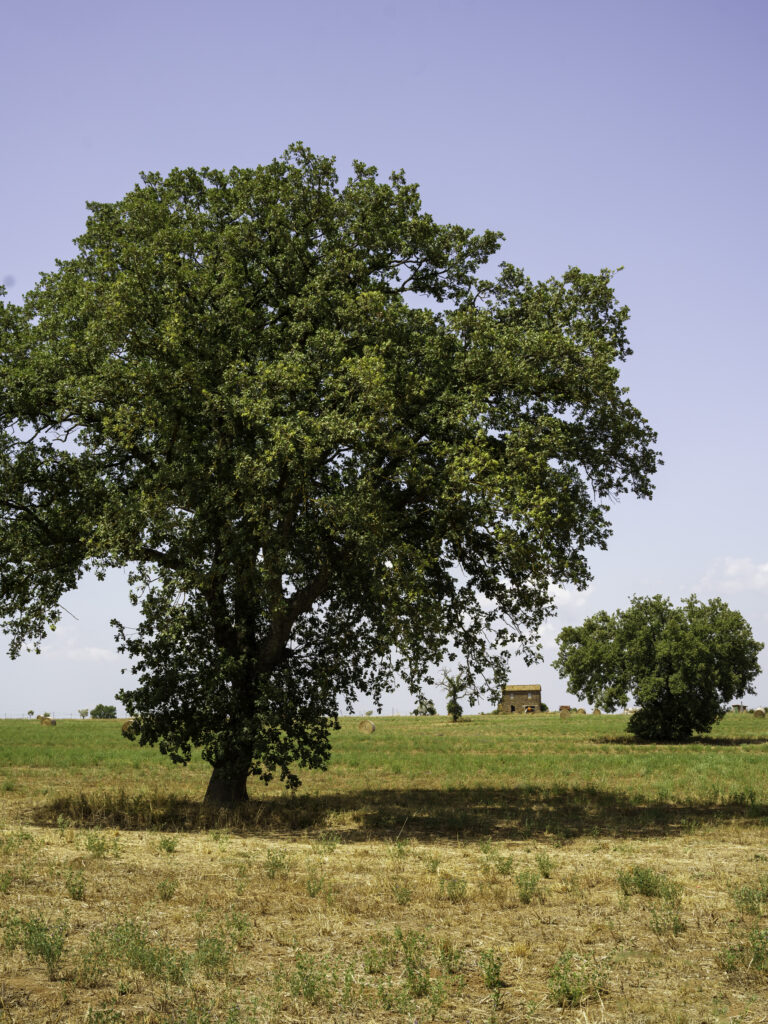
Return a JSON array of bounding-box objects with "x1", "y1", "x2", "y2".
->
[{"x1": 203, "y1": 761, "x2": 250, "y2": 808}]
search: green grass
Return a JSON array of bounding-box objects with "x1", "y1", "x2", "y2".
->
[{"x1": 2, "y1": 713, "x2": 768, "y2": 838}]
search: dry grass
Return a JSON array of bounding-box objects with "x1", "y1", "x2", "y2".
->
[{"x1": 2, "y1": 715, "x2": 768, "y2": 1023}]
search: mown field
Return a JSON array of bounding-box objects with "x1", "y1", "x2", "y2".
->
[{"x1": 2, "y1": 713, "x2": 768, "y2": 1024}]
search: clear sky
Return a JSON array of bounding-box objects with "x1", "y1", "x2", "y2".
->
[{"x1": 1, "y1": 0, "x2": 766, "y2": 717}]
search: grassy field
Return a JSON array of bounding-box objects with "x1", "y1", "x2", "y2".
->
[{"x1": 2, "y1": 713, "x2": 768, "y2": 1023}]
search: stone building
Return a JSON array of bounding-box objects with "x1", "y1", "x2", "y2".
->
[{"x1": 498, "y1": 684, "x2": 542, "y2": 714}]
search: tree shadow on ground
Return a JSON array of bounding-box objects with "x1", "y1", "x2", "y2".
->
[
  {"x1": 33, "y1": 783, "x2": 768, "y2": 843},
  {"x1": 592, "y1": 735, "x2": 768, "y2": 747}
]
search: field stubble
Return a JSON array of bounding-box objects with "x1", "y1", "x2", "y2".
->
[{"x1": 1, "y1": 713, "x2": 768, "y2": 1023}]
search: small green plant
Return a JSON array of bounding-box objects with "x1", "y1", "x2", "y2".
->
[
  {"x1": 535, "y1": 851, "x2": 554, "y2": 877},
  {"x1": 397, "y1": 928, "x2": 431, "y2": 998},
  {"x1": 195, "y1": 933, "x2": 234, "y2": 979},
  {"x1": 0, "y1": 870, "x2": 11, "y2": 894},
  {"x1": 480, "y1": 948, "x2": 503, "y2": 990},
  {"x1": 422, "y1": 853, "x2": 440, "y2": 874},
  {"x1": 21, "y1": 915, "x2": 68, "y2": 979},
  {"x1": 288, "y1": 951, "x2": 330, "y2": 1004},
  {"x1": 388, "y1": 838, "x2": 410, "y2": 861},
  {"x1": 66, "y1": 871, "x2": 86, "y2": 901},
  {"x1": 158, "y1": 836, "x2": 179, "y2": 855},
  {"x1": 618, "y1": 865, "x2": 681, "y2": 904},
  {"x1": 362, "y1": 937, "x2": 393, "y2": 974},
  {"x1": 2, "y1": 779, "x2": 15, "y2": 792},
  {"x1": 157, "y1": 878, "x2": 177, "y2": 901},
  {"x1": 437, "y1": 936, "x2": 463, "y2": 974},
  {"x1": 548, "y1": 950, "x2": 605, "y2": 1007},
  {"x1": 306, "y1": 868, "x2": 325, "y2": 897},
  {"x1": 264, "y1": 849, "x2": 290, "y2": 879},
  {"x1": 85, "y1": 830, "x2": 109, "y2": 858},
  {"x1": 312, "y1": 831, "x2": 340, "y2": 855},
  {"x1": 390, "y1": 878, "x2": 412, "y2": 905},
  {"x1": 439, "y1": 875, "x2": 468, "y2": 903},
  {"x1": 516, "y1": 868, "x2": 540, "y2": 904},
  {"x1": 650, "y1": 903, "x2": 685, "y2": 937},
  {"x1": 731, "y1": 878, "x2": 768, "y2": 917}
]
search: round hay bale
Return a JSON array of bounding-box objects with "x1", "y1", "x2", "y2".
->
[
  {"x1": 576, "y1": 708, "x2": 587, "y2": 715},
  {"x1": 358, "y1": 719, "x2": 375, "y2": 734},
  {"x1": 754, "y1": 708, "x2": 766, "y2": 719},
  {"x1": 122, "y1": 718, "x2": 139, "y2": 739},
  {"x1": 559, "y1": 709, "x2": 570, "y2": 719},
  {"x1": 40, "y1": 717, "x2": 55, "y2": 726},
  {"x1": 592, "y1": 708, "x2": 601, "y2": 715}
]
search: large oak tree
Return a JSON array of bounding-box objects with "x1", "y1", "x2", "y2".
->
[{"x1": 0, "y1": 145, "x2": 660, "y2": 805}]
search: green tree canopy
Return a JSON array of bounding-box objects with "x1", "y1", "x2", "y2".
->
[
  {"x1": 90, "y1": 704, "x2": 117, "y2": 720},
  {"x1": 553, "y1": 594, "x2": 763, "y2": 741},
  {"x1": 0, "y1": 144, "x2": 660, "y2": 805}
]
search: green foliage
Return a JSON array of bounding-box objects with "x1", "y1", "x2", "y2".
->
[
  {"x1": 0, "y1": 145, "x2": 659, "y2": 803},
  {"x1": 548, "y1": 950, "x2": 606, "y2": 1007},
  {"x1": 554, "y1": 595, "x2": 763, "y2": 741},
  {"x1": 78, "y1": 709, "x2": 89, "y2": 719},
  {"x1": 479, "y1": 948, "x2": 503, "y2": 990},
  {"x1": 516, "y1": 868, "x2": 540, "y2": 904},
  {"x1": 618, "y1": 865, "x2": 681, "y2": 904},
  {"x1": 66, "y1": 870, "x2": 86, "y2": 900},
  {"x1": 411, "y1": 695, "x2": 437, "y2": 715},
  {"x1": 5, "y1": 913, "x2": 68, "y2": 979},
  {"x1": 90, "y1": 705, "x2": 117, "y2": 720}
]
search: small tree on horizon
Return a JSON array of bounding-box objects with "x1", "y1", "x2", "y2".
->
[
  {"x1": 554, "y1": 594, "x2": 763, "y2": 741},
  {"x1": 78, "y1": 709, "x2": 89, "y2": 719},
  {"x1": 90, "y1": 704, "x2": 117, "y2": 720}
]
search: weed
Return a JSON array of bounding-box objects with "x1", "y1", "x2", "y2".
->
[
  {"x1": 480, "y1": 948, "x2": 503, "y2": 990},
  {"x1": 157, "y1": 878, "x2": 177, "y2": 901},
  {"x1": 437, "y1": 936, "x2": 463, "y2": 974},
  {"x1": 439, "y1": 875, "x2": 468, "y2": 903},
  {"x1": 618, "y1": 865, "x2": 681, "y2": 904},
  {"x1": 390, "y1": 878, "x2": 412, "y2": 905},
  {"x1": 422, "y1": 853, "x2": 440, "y2": 874},
  {"x1": 516, "y1": 868, "x2": 540, "y2": 904},
  {"x1": 66, "y1": 870, "x2": 86, "y2": 900},
  {"x1": 536, "y1": 851, "x2": 554, "y2": 877},
  {"x1": 264, "y1": 849, "x2": 290, "y2": 879},
  {"x1": 21, "y1": 914, "x2": 68, "y2": 979},
  {"x1": 95, "y1": 920, "x2": 187, "y2": 984},
  {"x1": 388, "y1": 838, "x2": 410, "y2": 861},
  {"x1": 195, "y1": 934, "x2": 234, "y2": 979},
  {"x1": 0, "y1": 870, "x2": 11, "y2": 894},
  {"x1": 548, "y1": 950, "x2": 606, "y2": 1007},
  {"x1": 288, "y1": 951, "x2": 330, "y2": 1004},
  {"x1": 306, "y1": 868, "x2": 325, "y2": 897},
  {"x1": 158, "y1": 835, "x2": 179, "y2": 855},
  {"x1": 225, "y1": 910, "x2": 251, "y2": 945},
  {"x1": 650, "y1": 904, "x2": 686, "y2": 937},
  {"x1": 397, "y1": 928, "x2": 431, "y2": 998},
  {"x1": 496, "y1": 854, "x2": 515, "y2": 877},
  {"x1": 85, "y1": 830, "x2": 110, "y2": 858},
  {"x1": 732, "y1": 878, "x2": 768, "y2": 917},
  {"x1": 312, "y1": 831, "x2": 340, "y2": 855}
]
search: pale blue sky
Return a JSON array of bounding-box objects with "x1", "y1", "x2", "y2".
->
[{"x1": 1, "y1": 0, "x2": 766, "y2": 716}]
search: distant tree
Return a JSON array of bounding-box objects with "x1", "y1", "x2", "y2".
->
[
  {"x1": 540, "y1": 703, "x2": 549, "y2": 712},
  {"x1": 90, "y1": 704, "x2": 117, "y2": 720},
  {"x1": 441, "y1": 669, "x2": 469, "y2": 722},
  {"x1": 0, "y1": 145, "x2": 660, "y2": 806},
  {"x1": 554, "y1": 595, "x2": 764, "y2": 741},
  {"x1": 411, "y1": 696, "x2": 437, "y2": 716},
  {"x1": 78, "y1": 709, "x2": 89, "y2": 719},
  {"x1": 27, "y1": 710, "x2": 34, "y2": 719}
]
